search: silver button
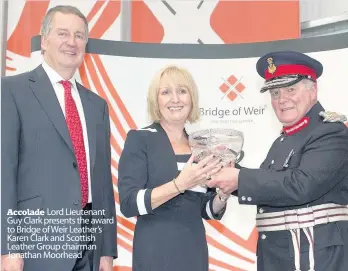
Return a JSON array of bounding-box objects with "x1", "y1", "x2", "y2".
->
[
  {"x1": 247, "y1": 197, "x2": 252, "y2": 201},
  {"x1": 261, "y1": 234, "x2": 267, "y2": 240},
  {"x1": 259, "y1": 208, "x2": 264, "y2": 214},
  {"x1": 241, "y1": 196, "x2": 246, "y2": 201},
  {"x1": 271, "y1": 160, "x2": 275, "y2": 164},
  {"x1": 280, "y1": 138, "x2": 284, "y2": 142}
]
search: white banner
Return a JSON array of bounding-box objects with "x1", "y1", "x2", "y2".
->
[{"x1": 29, "y1": 34, "x2": 348, "y2": 270}]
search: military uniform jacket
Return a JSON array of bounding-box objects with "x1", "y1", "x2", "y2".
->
[{"x1": 238, "y1": 102, "x2": 348, "y2": 271}]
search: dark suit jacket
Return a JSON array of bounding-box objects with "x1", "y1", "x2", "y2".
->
[{"x1": 1, "y1": 65, "x2": 117, "y2": 271}]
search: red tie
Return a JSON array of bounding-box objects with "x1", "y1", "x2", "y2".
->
[{"x1": 60, "y1": 80, "x2": 88, "y2": 208}]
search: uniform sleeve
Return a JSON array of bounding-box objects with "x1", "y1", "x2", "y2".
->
[
  {"x1": 201, "y1": 189, "x2": 226, "y2": 220},
  {"x1": 118, "y1": 130, "x2": 154, "y2": 217},
  {"x1": 1, "y1": 81, "x2": 21, "y2": 254},
  {"x1": 230, "y1": 163, "x2": 243, "y2": 197},
  {"x1": 238, "y1": 125, "x2": 348, "y2": 206}
]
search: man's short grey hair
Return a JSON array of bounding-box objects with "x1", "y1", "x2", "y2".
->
[
  {"x1": 40, "y1": 5, "x2": 89, "y2": 53},
  {"x1": 302, "y1": 78, "x2": 316, "y2": 90}
]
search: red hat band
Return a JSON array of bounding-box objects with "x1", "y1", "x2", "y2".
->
[{"x1": 265, "y1": 64, "x2": 317, "y2": 81}]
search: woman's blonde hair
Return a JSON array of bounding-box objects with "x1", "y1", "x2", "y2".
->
[{"x1": 147, "y1": 65, "x2": 200, "y2": 123}]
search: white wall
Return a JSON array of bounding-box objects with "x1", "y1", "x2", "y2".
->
[
  {"x1": 301, "y1": 0, "x2": 348, "y2": 22},
  {"x1": 300, "y1": 0, "x2": 348, "y2": 37}
]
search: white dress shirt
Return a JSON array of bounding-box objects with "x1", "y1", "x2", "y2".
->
[{"x1": 42, "y1": 61, "x2": 92, "y2": 203}]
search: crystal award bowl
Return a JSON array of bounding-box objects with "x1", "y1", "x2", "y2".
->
[{"x1": 188, "y1": 128, "x2": 244, "y2": 166}]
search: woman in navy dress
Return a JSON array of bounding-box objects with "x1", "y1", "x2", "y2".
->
[{"x1": 118, "y1": 65, "x2": 229, "y2": 271}]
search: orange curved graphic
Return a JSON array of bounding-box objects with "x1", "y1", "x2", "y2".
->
[
  {"x1": 79, "y1": 62, "x2": 92, "y2": 90},
  {"x1": 6, "y1": 66, "x2": 16, "y2": 71},
  {"x1": 114, "y1": 266, "x2": 132, "y2": 271},
  {"x1": 86, "y1": 1, "x2": 105, "y2": 23},
  {"x1": 117, "y1": 237, "x2": 133, "y2": 253},
  {"x1": 82, "y1": 54, "x2": 124, "y2": 155},
  {"x1": 206, "y1": 235, "x2": 254, "y2": 264},
  {"x1": 131, "y1": 0, "x2": 164, "y2": 43},
  {"x1": 7, "y1": 0, "x2": 49, "y2": 57},
  {"x1": 117, "y1": 226, "x2": 134, "y2": 243},
  {"x1": 92, "y1": 54, "x2": 137, "y2": 131},
  {"x1": 210, "y1": 0, "x2": 300, "y2": 44},
  {"x1": 89, "y1": 1, "x2": 121, "y2": 39},
  {"x1": 117, "y1": 216, "x2": 136, "y2": 232},
  {"x1": 208, "y1": 220, "x2": 258, "y2": 254}
]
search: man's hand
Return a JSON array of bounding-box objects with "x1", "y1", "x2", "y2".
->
[
  {"x1": 1, "y1": 254, "x2": 24, "y2": 271},
  {"x1": 99, "y1": 256, "x2": 113, "y2": 271},
  {"x1": 206, "y1": 166, "x2": 240, "y2": 194}
]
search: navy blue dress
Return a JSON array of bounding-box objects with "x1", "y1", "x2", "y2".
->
[{"x1": 118, "y1": 123, "x2": 225, "y2": 271}]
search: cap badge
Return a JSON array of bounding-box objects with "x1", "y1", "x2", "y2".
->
[{"x1": 267, "y1": 57, "x2": 277, "y2": 74}]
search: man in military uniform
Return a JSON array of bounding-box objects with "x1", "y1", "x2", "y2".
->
[{"x1": 207, "y1": 51, "x2": 348, "y2": 271}]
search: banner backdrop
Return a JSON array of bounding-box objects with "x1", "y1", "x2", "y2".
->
[
  {"x1": 5, "y1": 0, "x2": 299, "y2": 74},
  {"x1": 131, "y1": 0, "x2": 300, "y2": 43},
  {"x1": 26, "y1": 33, "x2": 348, "y2": 270}
]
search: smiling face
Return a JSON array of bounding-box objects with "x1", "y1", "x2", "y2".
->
[
  {"x1": 157, "y1": 74, "x2": 192, "y2": 125},
  {"x1": 270, "y1": 79, "x2": 318, "y2": 126},
  {"x1": 41, "y1": 12, "x2": 87, "y2": 76}
]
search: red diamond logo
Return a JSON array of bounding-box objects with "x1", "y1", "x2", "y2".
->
[{"x1": 219, "y1": 75, "x2": 246, "y2": 101}]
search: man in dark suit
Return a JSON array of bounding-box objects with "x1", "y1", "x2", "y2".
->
[
  {"x1": 207, "y1": 51, "x2": 348, "y2": 271},
  {"x1": 1, "y1": 5, "x2": 117, "y2": 271}
]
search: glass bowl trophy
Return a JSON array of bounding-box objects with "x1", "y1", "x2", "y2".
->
[{"x1": 188, "y1": 128, "x2": 244, "y2": 200}]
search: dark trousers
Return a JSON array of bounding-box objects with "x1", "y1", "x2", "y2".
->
[
  {"x1": 73, "y1": 203, "x2": 94, "y2": 271},
  {"x1": 257, "y1": 222, "x2": 348, "y2": 271}
]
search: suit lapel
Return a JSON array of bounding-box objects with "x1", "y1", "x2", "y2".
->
[
  {"x1": 153, "y1": 122, "x2": 179, "y2": 178},
  {"x1": 29, "y1": 65, "x2": 74, "y2": 154},
  {"x1": 78, "y1": 83, "x2": 96, "y2": 175}
]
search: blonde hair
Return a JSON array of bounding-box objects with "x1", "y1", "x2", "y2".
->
[{"x1": 147, "y1": 65, "x2": 200, "y2": 123}]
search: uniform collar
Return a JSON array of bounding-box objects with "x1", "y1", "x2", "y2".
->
[{"x1": 282, "y1": 117, "x2": 309, "y2": 136}]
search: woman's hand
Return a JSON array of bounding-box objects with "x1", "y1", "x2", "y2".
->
[{"x1": 175, "y1": 154, "x2": 223, "y2": 192}]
